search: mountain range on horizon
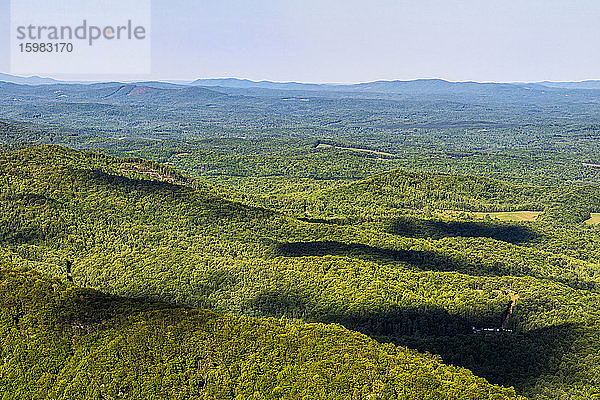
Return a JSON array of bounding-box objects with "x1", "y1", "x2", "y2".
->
[{"x1": 3, "y1": 72, "x2": 600, "y2": 91}]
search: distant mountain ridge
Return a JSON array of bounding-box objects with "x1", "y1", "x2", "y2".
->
[
  {"x1": 191, "y1": 77, "x2": 525, "y2": 93},
  {"x1": 190, "y1": 77, "x2": 600, "y2": 93},
  {"x1": 0, "y1": 73, "x2": 61, "y2": 85},
  {"x1": 536, "y1": 80, "x2": 600, "y2": 90},
  {"x1": 3, "y1": 72, "x2": 600, "y2": 92}
]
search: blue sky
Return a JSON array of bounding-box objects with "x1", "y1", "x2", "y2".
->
[{"x1": 1, "y1": 0, "x2": 600, "y2": 82}]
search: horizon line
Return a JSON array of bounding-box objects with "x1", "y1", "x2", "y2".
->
[{"x1": 2, "y1": 72, "x2": 600, "y2": 85}]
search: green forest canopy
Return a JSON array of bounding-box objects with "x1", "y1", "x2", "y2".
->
[{"x1": 1, "y1": 145, "x2": 600, "y2": 398}]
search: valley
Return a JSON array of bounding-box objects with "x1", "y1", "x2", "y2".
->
[{"x1": 1, "y1": 78, "x2": 600, "y2": 399}]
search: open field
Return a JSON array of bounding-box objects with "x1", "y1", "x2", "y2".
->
[
  {"x1": 472, "y1": 211, "x2": 542, "y2": 222},
  {"x1": 437, "y1": 210, "x2": 542, "y2": 222},
  {"x1": 585, "y1": 213, "x2": 600, "y2": 225},
  {"x1": 316, "y1": 143, "x2": 396, "y2": 157}
]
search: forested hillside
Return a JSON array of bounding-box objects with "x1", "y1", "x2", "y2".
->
[
  {"x1": 229, "y1": 168, "x2": 600, "y2": 223},
  {"x1": 2, "y1": 145, "x2": 600, "y2": 398},
  {"x1": 0, "y1": 265, "x2": 525, "y2": 399}
]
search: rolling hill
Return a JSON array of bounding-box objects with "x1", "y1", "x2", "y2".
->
[
  {"x1": 0, "y1": 265, "x2": 524, "y2": 399},
  {"x1": 2, "y1": 145, "x2": 600, "y2": 398}
]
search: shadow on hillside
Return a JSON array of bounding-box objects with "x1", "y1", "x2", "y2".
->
[
  {"x1": 1, "y1": 266, "x2": 181, "y2": 333},
  {"x1": 0, "y1": 228, "x2": 44, "y2": 245},
  {"x1": 75, "y1": 168, "x2": 275, "y2": 219},
  {"x1": 274, "y1": 240, "x2": 598, "y2": 292},
  {"x1": 248, "y1": 293, "x2": 497, "y2": 337},
  {"x1": 248, "y1": 288, "x2": 314, "y2": 320},
  {"x1": 247, "y1": 287, "x2": 586, "y2": 394},
  {"x1": 80, "y1": 169, "x2": 189, "y2": 194},
  {"x1": 297, "y1": 217, "x2": 352, "y2": 225},
  {"x1": 54, "y1": 289, "x2": 180, "y2": 329},
  {"x1": 2, "y1": 193, "x2": 60, "y2": 206},
  {"x1": 388, "y1": 216, "x2": 540, "y2": 244},
  {"x1": 273, "y1": 240, "x2": 527, "y2": 276},
  {"x1": 322, "y1": 306, "x2": 492, "y2": 337},
  {"x1": 394, "y1": 323, "x2": 584, "y2": 394}
]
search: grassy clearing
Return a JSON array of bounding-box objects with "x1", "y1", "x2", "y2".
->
[
  {"x1": 472, "y1": 211, "x2": 542, "y2": 222},
  {"x1": 316, "y1": 143, "x2": 396, "y2": 157},
  {"x1": 434, "y1": 210, "x2": 542, "y2": 222},
  {"x1": 585, "y1": 213, "x2": 600, "y2": 225}
]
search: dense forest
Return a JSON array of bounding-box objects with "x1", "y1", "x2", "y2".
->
[
  {"x1": 1, "y1": 145, "x2": 600, "y2": 398},
  {"x1": 2, "y1": 79, "x2": 600, "y2": 398},
  {"x1": 1, "y1": 265, "x2": 525, "y2": 399}
]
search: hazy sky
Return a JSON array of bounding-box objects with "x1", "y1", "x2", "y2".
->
[{"x1": 1, "y1": 0, "x2": 600, "y2": 83}]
